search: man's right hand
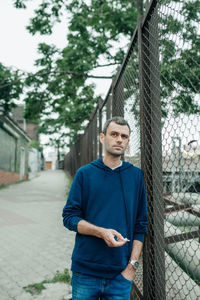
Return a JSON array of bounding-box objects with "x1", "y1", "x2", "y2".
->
[
  {"x1": 100, "y1": 228, "x2": 129, "y2": 247},
  {"x1": 77, "y1": 220, "x2": 129, "y2": 247}
]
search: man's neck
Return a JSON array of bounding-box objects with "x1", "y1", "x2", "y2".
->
[{"x1": 103, "y1": 155, "x2": 122, "y2": 169}]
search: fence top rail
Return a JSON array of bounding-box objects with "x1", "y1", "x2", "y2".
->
[
  {"x1": 112, "y1": 26, "x2": 138, "y2": 91},
  {"x1": 142, "y1": 0, "x2": 158, "y2": 27}
]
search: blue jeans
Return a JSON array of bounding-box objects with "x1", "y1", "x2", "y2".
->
[{"x1": 71, "y1": 271, "x2": 132, "y2": 300}]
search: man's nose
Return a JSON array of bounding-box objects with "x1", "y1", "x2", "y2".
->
[{"x1": 116, "y1": 135, "x2": 123, "y2": 142}]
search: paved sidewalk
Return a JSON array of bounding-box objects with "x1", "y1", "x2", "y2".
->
[{"x1": 0, "y1": 170, "x2": 75, "y2": 300}]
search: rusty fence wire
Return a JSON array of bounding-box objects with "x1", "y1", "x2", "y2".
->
[{"x1": 64, "y1": 0, "x2": 200, "y2": 299}]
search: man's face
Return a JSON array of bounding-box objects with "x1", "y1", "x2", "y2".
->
[{"x1": 100, "y1": 122, "x2": 130, "y2": 157}]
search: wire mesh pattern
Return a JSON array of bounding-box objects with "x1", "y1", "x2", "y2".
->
[{"x1": 64, "y1": 0, "x2": 200, "y2": 299}]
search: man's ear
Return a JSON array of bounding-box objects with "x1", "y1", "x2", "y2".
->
[{"x1": 99, "y1": 132, "x2": 104, "y2": 145}]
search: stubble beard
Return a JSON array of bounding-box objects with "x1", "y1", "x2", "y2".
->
[{"x1": 107, "y1": 148, "x2": 125, "y2": 157}]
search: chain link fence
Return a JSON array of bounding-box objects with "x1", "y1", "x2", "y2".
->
[{"x1": 64, "y1": 0, "x2": 200, "y2": 299}]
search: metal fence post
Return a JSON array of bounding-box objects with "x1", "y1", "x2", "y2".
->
[
  {"x1": 88, "y1": 123, "x2": 93, "y2": 163},
  {"x1": 98, "y1": 98, "x2": 103, "y2": 158},
  {"x1": 111, "y1": 77, "x2": 115, "y2": 117},
  {"x1": 93, "y1": 115, "x2": 97, "y2": 160},
  {"x1": 106, "y1": 96, "x2": 112, "y2": 119},
  {"x1": 138, "y1": 3, "x2": 166, "y2": 299},
  {"x1": 85, "y1": 129, "x2": 89, "y2": 165},
  {"x1": 112, "y1": 74, "x2": 124, "y2": 117}
]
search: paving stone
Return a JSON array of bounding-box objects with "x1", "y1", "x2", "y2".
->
[{"x1": 0, "y1": 170, "x2": 75, "y2": 300}]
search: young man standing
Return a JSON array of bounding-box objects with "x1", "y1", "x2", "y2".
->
[{"x1": 62, "y1": 116, "x2": 148, "y2": 300}]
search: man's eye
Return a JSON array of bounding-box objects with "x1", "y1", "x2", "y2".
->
[
  {"x1": 111, "y1": 133, "x2": 117, "y2": 137},
  {"x1": 122, "y1": 135, "x2": 128, "y2": 139}
]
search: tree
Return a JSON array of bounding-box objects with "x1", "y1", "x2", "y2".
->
[
  {"x1": 126, "y1": 0, "x2": 200, "y2": 120},
  {"x1": 29, "y1": 140, "x2": 43, "y2": 151},
  {"x1": 0, "y1": 63, "x2": 23, "y2": 114},
  {"x1": 159, "y1": 0, "x2": 200, "y2": 117},
  {"x1": 45, "y1": 135, "x2": 68, "y2": 162},
  {"x1": 13, "y1": 0, "x2": 139, "y2": 144},
  {"x1": 13, "y1": 0, "x2": 199, "y2": 143}
]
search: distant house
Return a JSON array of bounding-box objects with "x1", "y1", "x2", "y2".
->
[
  {"x1": 0, "y1": 114, "x2": 31, "y2": 186},
  {"x1": 12, "y1": 105, "x2": 44, "y2": 174},
  {"x1": 12, "y1": 105, "x2": 39, "y2": 140},
  {"x1": 45, "y1": 151, "x2": 58, "y2": 170},
  {"x1": 45, "y1": 161, "x2": 53, "y2": 170},
  {"x1": 29, "y1": 148, "x2": 44, "y2": 173}
]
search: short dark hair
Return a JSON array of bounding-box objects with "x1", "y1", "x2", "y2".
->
[{"x1": 102, "y1": 116, "x2": 131, "y2": 135}]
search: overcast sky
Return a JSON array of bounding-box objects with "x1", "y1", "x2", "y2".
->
[{"x1": 0, "y1": 1, "x2": 68, "y2": 72}]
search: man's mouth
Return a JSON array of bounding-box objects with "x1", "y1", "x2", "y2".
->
[{"x1": 114, "y1": 146, "x2": 123, "y2": 150}]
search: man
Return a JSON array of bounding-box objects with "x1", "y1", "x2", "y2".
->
[{"x1": 62, "y1": 116, "x2": 148, "y2": 300}]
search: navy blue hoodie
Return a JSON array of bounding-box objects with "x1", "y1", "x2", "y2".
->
[{"x1": 62, "y1": 158, "x2": 148, "y2": 279}]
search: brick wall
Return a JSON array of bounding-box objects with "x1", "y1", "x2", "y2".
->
[
  {"x1": 17, "y1": 121, "x2": 38, "y2": 140},
  {"x1": 26, "y1": 122, "x2": 38, "y2": 140},
  {"x1": 0, "y1": 170, "x2": 20, "y2": 186}
]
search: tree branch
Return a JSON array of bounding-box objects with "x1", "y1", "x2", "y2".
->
[
  {"x1": 86, "y1": 74, "x2": 112, "y2": 79},
  {"x1": 94, "y1": 63, "x2": 117, "y2": 68},
  {"x1": 47, "y1": 70, "x2": 112, "y2": 79},
  {"x1": 0, "y1": 69, "x2": 112, "y2": 90}
]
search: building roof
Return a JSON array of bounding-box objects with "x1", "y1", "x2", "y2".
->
[{"x1": 0, "y1": 114, "x2": 31, "y2": 142}]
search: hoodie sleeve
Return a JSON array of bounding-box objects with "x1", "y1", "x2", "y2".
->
[
  {"x1": 62, "y1": 169, "x2": 83, "y2": 232},
  {"x1": 133, "y1": 172, "x2": 148, "y2": 243}
]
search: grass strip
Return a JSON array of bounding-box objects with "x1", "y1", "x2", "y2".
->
[{"x1": 23, "y1": 268, "x2": 71, "y2": 295}]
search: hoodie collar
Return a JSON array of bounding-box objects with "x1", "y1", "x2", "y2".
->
[
  {"x1": 91, "y1": 158, "x2": 132, "y2": 172},
  {"x1": 111, "y1": 161, "x2": 122, "y2": 170}
]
